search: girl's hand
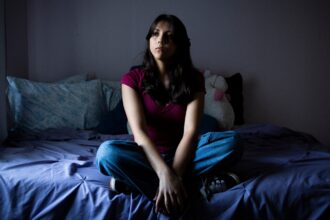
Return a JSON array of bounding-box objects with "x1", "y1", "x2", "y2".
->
[{"x1": 154, "y1": 168, "x2": 187, "y2": 215}]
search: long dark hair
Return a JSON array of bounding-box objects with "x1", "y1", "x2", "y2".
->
[{"x1": 141, "y1": 14, "x2": 200, "y2": 104}]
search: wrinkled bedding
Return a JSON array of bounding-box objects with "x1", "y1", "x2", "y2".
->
[{"x1": 1, "y1": 124, "x2": 329, "y2": 220}]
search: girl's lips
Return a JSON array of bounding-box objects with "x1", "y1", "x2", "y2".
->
[{"x1": 155, "y1": 47, "x2": 164, "y2": 53}]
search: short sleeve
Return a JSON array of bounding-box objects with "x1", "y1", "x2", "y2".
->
[{"x1": 120, "y1": 68, "x2": 144, "y2": 91}]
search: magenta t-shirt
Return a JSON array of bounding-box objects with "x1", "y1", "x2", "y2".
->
[{"x1": 121, "y1": 68, "x2": 205, "y2": 153}]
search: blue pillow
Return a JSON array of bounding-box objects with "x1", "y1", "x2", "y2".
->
[
  {"x1": 56, "y1": 74, "x2": 88, "y2": 83},
  {"x1": 7, "y1": 76, "x2": 105, "y2": 133},
  {"x1": 101, "y1": 80, "x2": 122, "y2": 111},
  {"x1": 97, "y1": 99, "x2": 128, "y2": 134}
]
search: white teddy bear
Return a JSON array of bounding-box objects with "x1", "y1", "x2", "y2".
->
[{"x1": 203, "y1": 70, "x2": 235, "y2": 130}]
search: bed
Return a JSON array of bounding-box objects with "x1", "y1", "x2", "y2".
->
[{"x1": 1, "y1": 73, "x2": 329, "y2": 220}]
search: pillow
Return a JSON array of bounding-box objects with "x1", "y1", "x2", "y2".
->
[
  {"x1": 101, "y1": 80, "x2": 122, "y2": 111},
  {"x1": 57, "y1": 73, "x2": 97, "y2": 83},
  {"x1": 224, "y1": 73, "x2": 244, "y2": 125},
  {"x1": 98, "y1": 80, "x2": 128, "y2": 134},
  {"x1": 57, "y1": 74, "x2": 89, "y2": 83},
  {"x1": 97, "y1": 99, "x2": 128, "y2": 134},
  {"x1": 6, "y1": 74, "x2": 91, "y2": 131},
  {"x1": 7, "y1": 76, "x2": 105, "y2": 133}
]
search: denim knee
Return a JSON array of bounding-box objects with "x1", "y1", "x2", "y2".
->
[
  {"x1": 193, "y1": 131, "x2": 243, "y2": 175},
  {"x1": 95, "y1": 140, "x2": 123, "y2": 176}
]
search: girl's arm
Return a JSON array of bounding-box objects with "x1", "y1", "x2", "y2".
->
[
  {"x1": 122, "y1": 84, "x2": 186, "y2": 214},
  {"x1": 172, "y1": 92, "x2": 205, "y2": 177},
  {"x1": 122, "y1": 84, "x2": 168, "y2": 175}
]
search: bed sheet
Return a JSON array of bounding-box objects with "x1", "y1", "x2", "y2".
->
[{"x1": 0, "y1": 124, "x2": 329, "y2": 220}]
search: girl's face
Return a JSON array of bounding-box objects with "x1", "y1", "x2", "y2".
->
[{"x1": 149, "y1": 21, "x2": 177, "y2": 63}]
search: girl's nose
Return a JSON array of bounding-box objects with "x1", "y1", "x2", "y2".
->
[
  {"x1": 158, "y1": 35, "x2": 168, "y2": 45},
  {"x1": 157, "y1": 36, "x2": 163, "y2": 44}
]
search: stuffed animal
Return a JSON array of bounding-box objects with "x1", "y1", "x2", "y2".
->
[{"x1": 203, "y1": 70, "x2": 235, "y2": 130}]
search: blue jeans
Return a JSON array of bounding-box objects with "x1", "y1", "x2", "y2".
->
[{"x1": 95, "y1": 131, "x2": 242, "y2": 200}]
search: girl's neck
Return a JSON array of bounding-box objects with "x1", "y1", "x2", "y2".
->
[
  {"x1": 156, "y1": 59, "x2": 175, "y2": 74},
  {"x1": 156, "y1": 60, "x2": 167, "y2": 75},
  {"x1": 156, "y1": 61, "x2": 171, "y2": 89}
]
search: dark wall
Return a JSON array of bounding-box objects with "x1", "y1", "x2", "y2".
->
[
  {"x1": 4, "y1": 0, "x2": 330, "y2": 147},
  {"x1": 5, "y1": 0, "x2": 28, "y2": 78}
]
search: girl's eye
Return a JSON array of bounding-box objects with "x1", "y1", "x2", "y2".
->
[
  {"x1": 152, "y1": 32, "x2": 159, "y2": 37},
  {"x1": 165, "y1": 34, "x2": 173, "y2": 40},
  {"x1": 163, "y1": 34, "x2": 173, "y2": 43}
]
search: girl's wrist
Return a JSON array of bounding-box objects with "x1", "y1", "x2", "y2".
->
[{"x1": 156, "y1": 163, "x2": 171, "y2": 178}]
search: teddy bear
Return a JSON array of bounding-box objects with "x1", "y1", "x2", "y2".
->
[{"x1": 203, "y1": 70, "x2": 235, "y2": 130}]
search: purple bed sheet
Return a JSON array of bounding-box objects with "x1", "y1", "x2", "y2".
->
[{"x1": 0, "y1": 124, "x2": 329, "y2": 220}]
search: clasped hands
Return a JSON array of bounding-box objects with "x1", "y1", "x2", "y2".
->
[{"x1": 153, "y1": 168, "x2": 188, "y2": 215}]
